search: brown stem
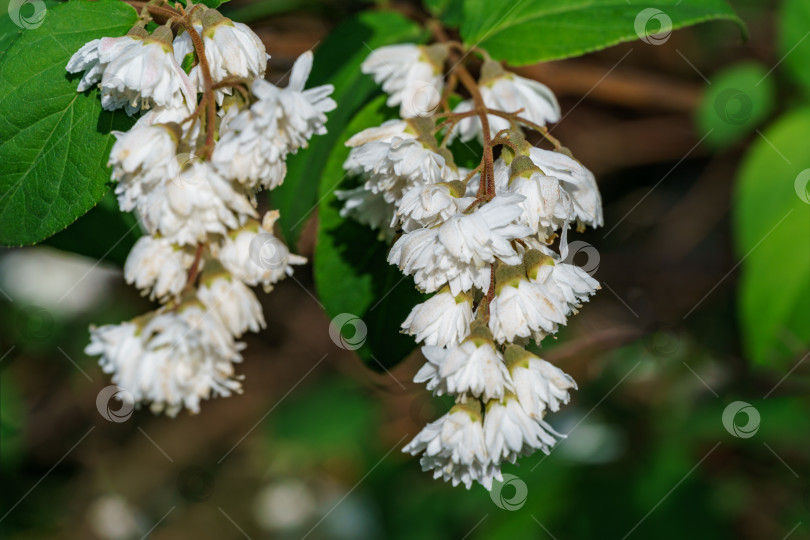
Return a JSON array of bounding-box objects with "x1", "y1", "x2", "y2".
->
[
  {"x1": 181, "y1": 22, "x2": 217, "y2": 158},
  {"x1": 185, "y1": 243, "x2": 205, "y2": 290},
  {"x1": 483, "y1": 263, "x2": 496, "y2": 322}
]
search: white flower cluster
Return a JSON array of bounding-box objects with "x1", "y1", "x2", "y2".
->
[
  {"x1": 342, "y1": 44, "x2": 603, "y2": 488},
  {"x1": 71, "y1": 8, "x2": 332, "y2": 416}
]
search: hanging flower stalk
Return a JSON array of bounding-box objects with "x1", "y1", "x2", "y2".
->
[
  {"x1": 72, "y1": 0, "x2": 335, "y2": 416},
  {"x1": 339, "y1": 29, "x2": 603, "y2": 489}
]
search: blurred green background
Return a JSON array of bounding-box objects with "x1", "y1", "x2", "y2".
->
[{"x1": 1, "y1": 0, "x2": 810, "y2": 538}]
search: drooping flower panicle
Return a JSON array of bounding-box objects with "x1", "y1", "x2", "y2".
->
[
  {"x1": 72, "y1": 4, "x2": 333, "y2": 416},
  {"x1": 342, "y1": 41, "x2": 603, "y2": 489}
]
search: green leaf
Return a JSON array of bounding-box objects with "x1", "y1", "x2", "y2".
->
[
  {"x1": 45, "y1": 191, "x2": 141, "y2": 267},
  {"x1": 696, "y1": 62, "x2": 775, "y2": 150},
  {"x1": 0, "y1": 0, "x2": 137, "y2": 246},
  {"x1": 423, "y1": 0, "x2": 464, "y2": 27},
  {"x1": 271, "y1": 10, "x2": 424, "y2": 248},
  {"x1": 460, "y1": 0, "x2": 744, "y2": 66},
  {"x1": 779, "y1": 0, "x2": 810, "y2": 92},
  {"x1": 314, "y1": 95, "x2": 425, "y2": 371},
  {"x1": 734, "y1": 107, "x2": 810, "y2": 367}
]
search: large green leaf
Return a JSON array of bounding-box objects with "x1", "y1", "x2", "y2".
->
[
  {"x1": 696, "y1": 62, "x2": 775, "y2": 150},
  {"x1": 460, "y1": 0, "x2": 744, "y2": 66},
  {"x1": 734, "y1": 108, "x2": 810, "y2": 367},
  {"x1": 271, "y1": 10, "x2": 424, "y2": 248},
  {"x1": 45, "y1": 191, "x2": 141, "y2": 267},
  {"x1": 779, "y1": 0, "x2": 810, "y2": 92},
  {"x1": 0, "y1": 0, "x2": 137, "y2": 246},
  {"x1": 314, "y1": 95, "x2": 425, "y2": 371}
]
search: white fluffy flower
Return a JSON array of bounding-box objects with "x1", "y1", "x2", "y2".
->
[
  {"x1": 454, "y1": 66, "x2": 560, "y2": 142},
  {"x1": 345, "y1": 121, "x2": 451, "y2": 204},
  {"x1": 488, "y1": 266, "x2": 567, "y2": 344},
  {"x1": 86, "y1": 308, "x2": 243, "y2": 417},
  {"x1": 505, "y1": 344, "x2": 577, "y2": 418},
  {"x1": 213, "y1": 52, "x2": 335, "y2": 189},
  {"x1": 335, "y1": 186, "x2": 395, "y2": 234},
  {"x1": 401, "y1": 288, "x2": 472, "y2": 347},
  {"x1": 137, "y1": 161, "x2": 256, "y2": 245},
  {"x1": 529, "y1": 148, "x2": 603, "y2": 228},
  {"x1": 388, "y1": 194, "x2": 530, "y2": 295},
  {"x1": 526, "y1": 249, "x2": 600, "y2": 317},
  {"x1": 416, "y1": 328, "x2": 515, "y2": 401},
  {"x1": 492, "y1": 157, "x2": 575, "y2": 238},
  {"x1": 395, "y1": 181, "x2": 471, "y2": 232},
  {"x1": 362, "y1": 44, "x2": 447, "y2": 118},
  {"x1": 177, "y1": 13, "x2": 267, "y2": 101},
  {"x1": 198, "y1": 274, "x2": 266, "y2": 337},
  {"x1": 108, "y1": 120, "x2": 180, "y2": 210},
  {"x1": 217, "y1": 212, "x2": 306, "y2": 291},
  {"x1": 67, "y1": 31, "x2": 196, "y2": 116},
  {"x1": 484, "y1": 396, "x2": 561, "y2": 463},
  {"x1": 402, "y1": 402, "x2": 499, "y2": 489},
  {"x1": 124, "y1": 236, "x2": 194, "y2": 301}
]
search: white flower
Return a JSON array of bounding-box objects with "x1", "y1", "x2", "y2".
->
[
  {"x1": 345, "y1": 122, "x2": 451, "y2": 204},
  {"x1": 86, "y1": 309, "x2": 243, "y2": 417},
  {"x1": 124, "y1": 236, "x2": 194, "y2": 301},
  {"x1": 362, "y1": 44, "x2": 447, "y2": 118},
  {"x1": 335, "y1": 186, "x2": 395, "y2": 234},
  {"x1": 488, "y1": 266, "x2": 567, "y2": 344},
  {"x1": 178, "y1": 13, "x2": 267, "y2": 101},
  {"x1": 417, "y1": 329, "x2": 515, "y2": 401},
  {"x1": 108, "y1": 120, "x2": 180, "y2": 210},
  {"x1": 198, "y1": 274, "x2": 265, "y2": 337},
  {"x1": 67, "y1": 30, "x2": 196, "y2": 116},
  {"x1": 388, "y1": 195, "x2": 529, "y2": 295},
  {"x1": 526, "y1": 249, "x2": 599, "y2": 316},
  {"x1": 217, "y1": 212, "x2": 306, "y2": 291},
  {"x1": 256, "y1": 51, "x2": 336, "y2": 152},
  {"x1": 213, "y1": 52, "x2": 335, "y2": 189},
  {"x1": 454, "y1": 66, "x2": 560, "y2": 141},
  {"x1": 493, "y1": 156, "x2": 575, "y2": 238},
  {"x1": 395, "y1": 181, "x2": 471, "y2": 232},
  {"x1": 401, "y1": 288, "x2": 472, "y2": 347},
  {"x1": 137, "y1": 161, "x2": 256, "y2": 245},
  {"x1": 179, "y1": 301, "x2": 244, "y2": 360},
  {"x1": 529, "y1": 148, "x2": 603, "y2": 228},
  {"x1": 505, "y1": 344, "x2": 577, "y2": 418},
  {"x1": 403, "y1": 401, "x2": 499, "y2": 489},
  {"x1": 484, "y1": 396, "x2": 561, "y2": 463}
]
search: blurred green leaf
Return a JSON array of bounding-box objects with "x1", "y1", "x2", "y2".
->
[
  {"x1": 460, "y1": 0, "x2": 744, "y2": 66},
  {"x1": 779, "y1": 0, "x2": 810, "y2": 92},
  {"x1": 0, "y1": 0, "x2": 137, "y2": 246},
  {"x1": 423, "y1": 0, "x2": 463, "y2": 27},
  {"x1": 697, "y1": 62, "x2": 775, "y2": 149},
  {"x1": 734, "y1": 107, "x2": 810, "y2": 367},
  {"x1": 0, "y1": 370, "x2": 25, "y2": 470},
  {"x1": 45, "y1": 191, "x2": 141, "y2": 267},
  {"x1": 272, "y1": 10, "x2": 424, "y2": 248},
  {"x1": 314, "y1": 95, "x2": 425, "y2": 371}
]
